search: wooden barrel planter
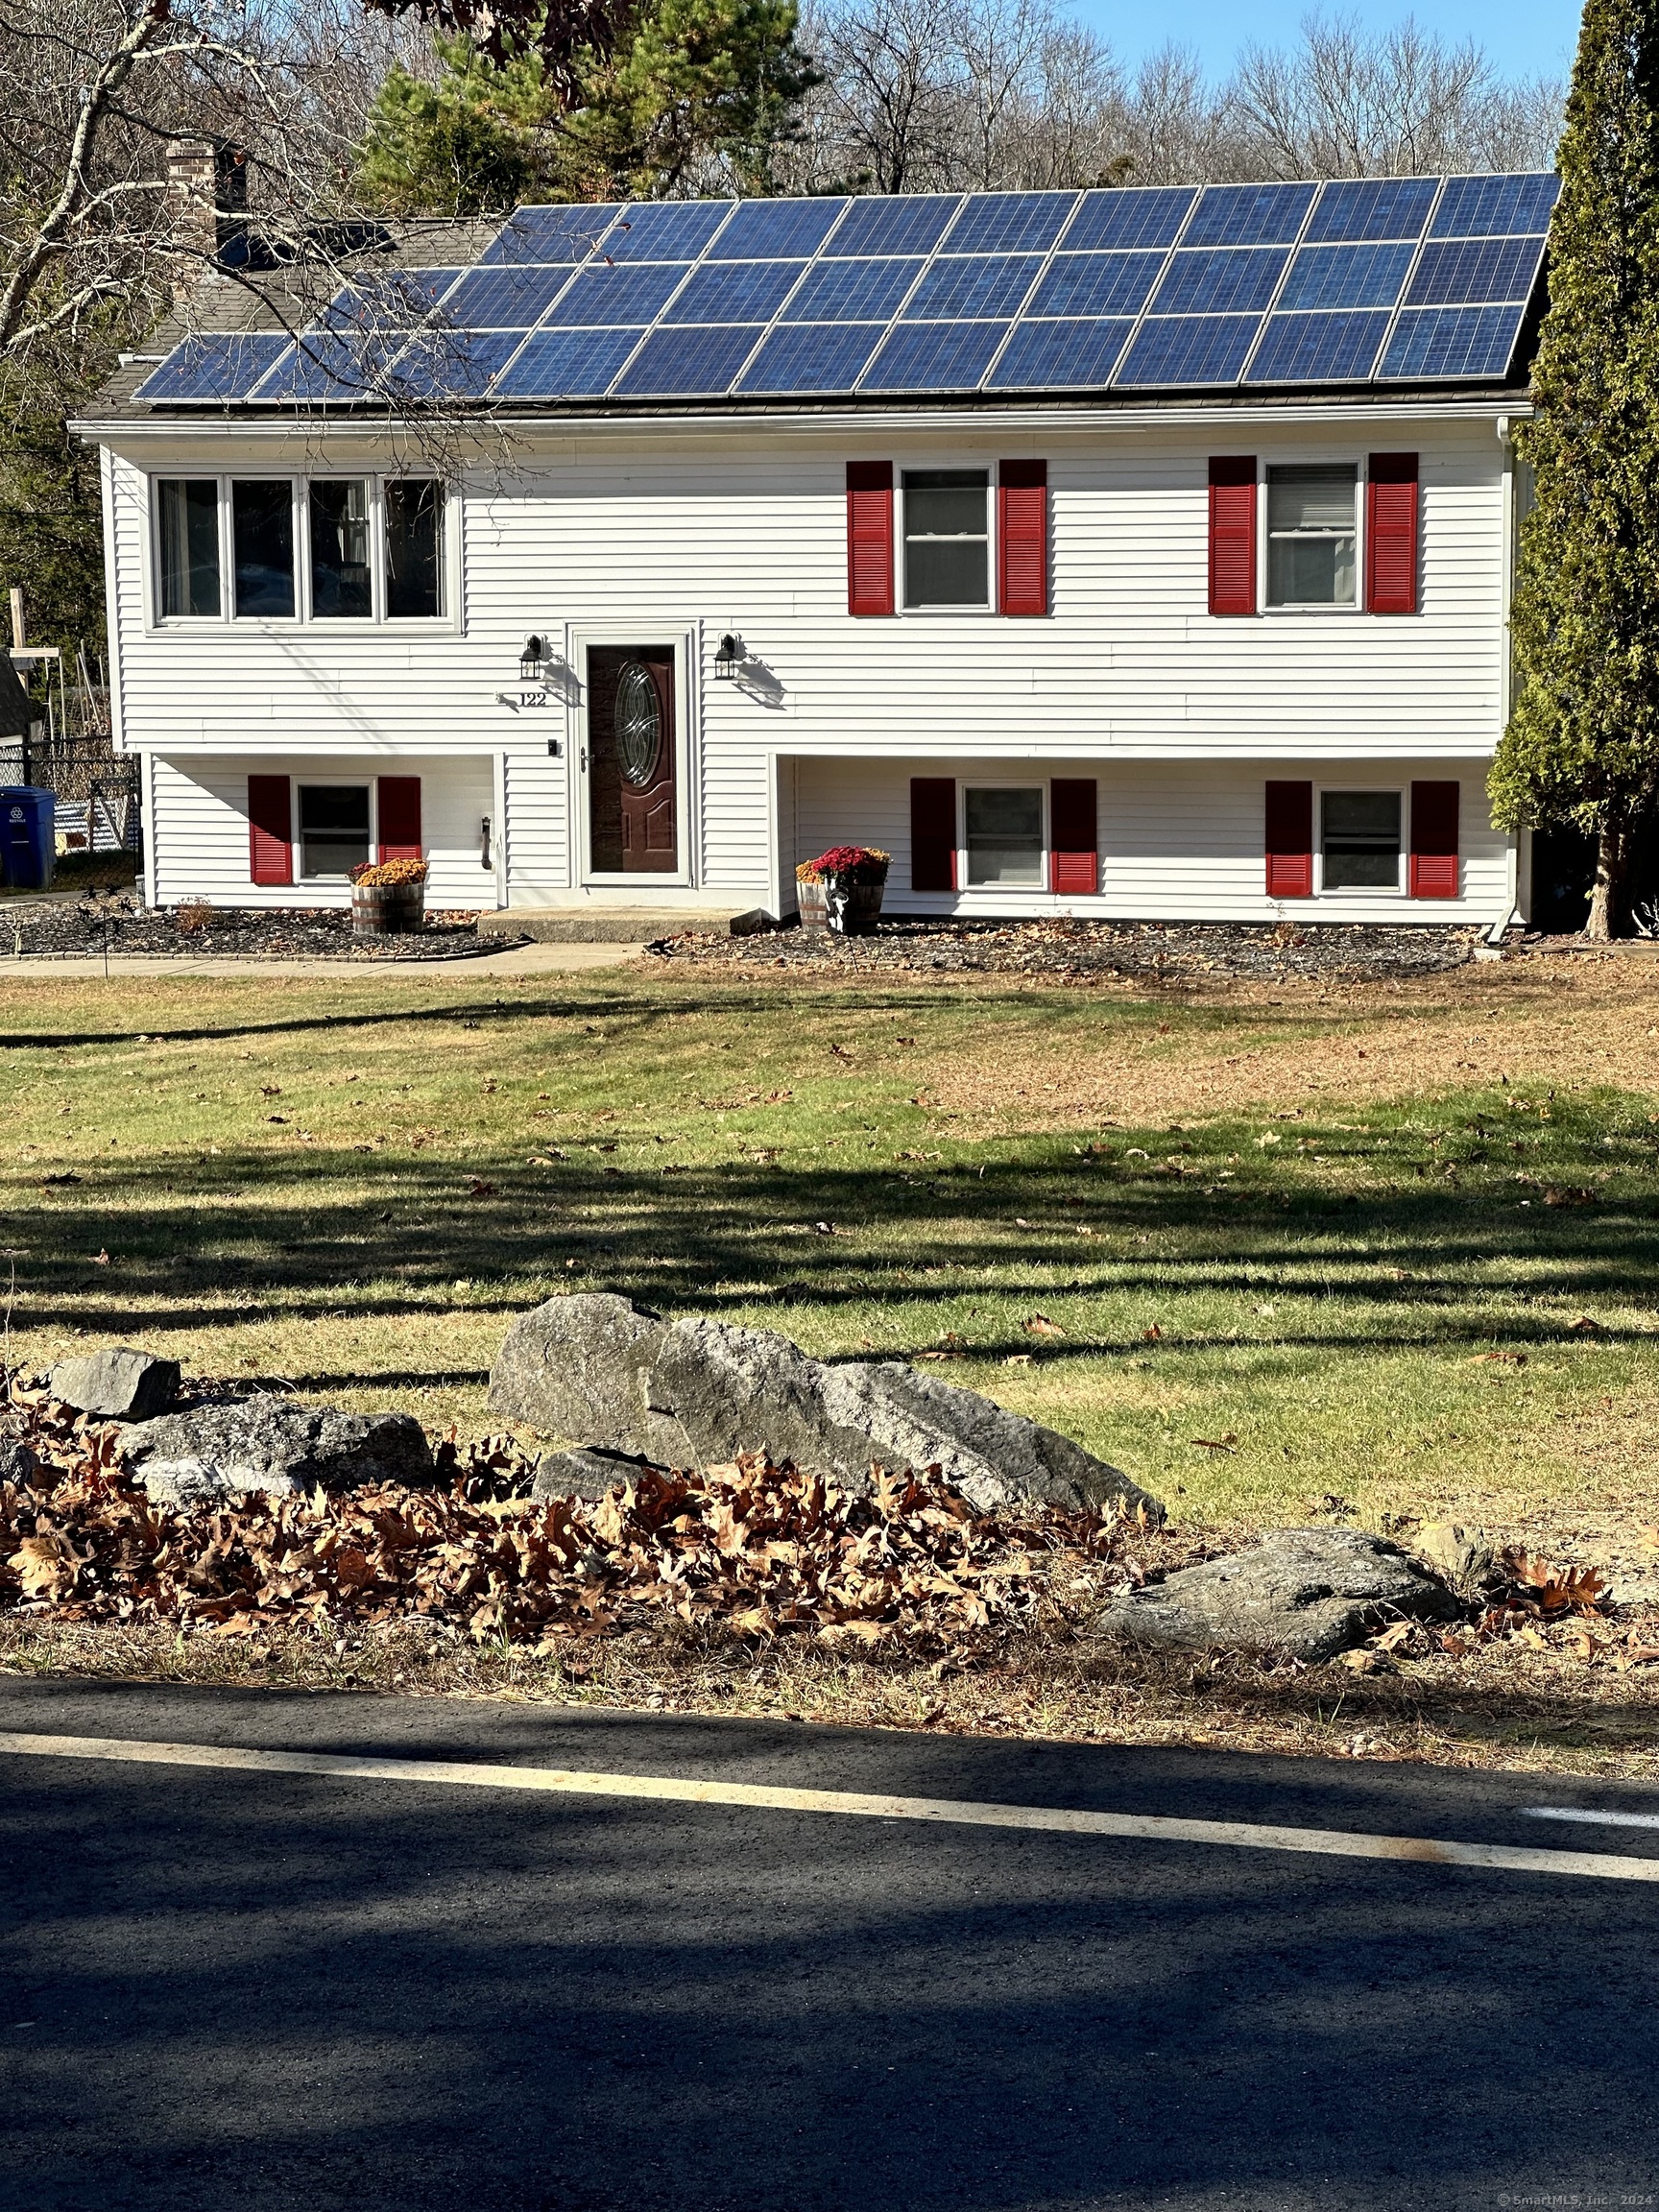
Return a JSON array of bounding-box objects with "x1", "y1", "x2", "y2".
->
[
  {"x1": 797, "y1": 846, "x2": 889, "y2": 938},
  {"x1": 350, "y1": 874, "x2": 426, "y2": 937},
  {"x1": 825, "y1": 878, "x2": 885, "y2": 935}
]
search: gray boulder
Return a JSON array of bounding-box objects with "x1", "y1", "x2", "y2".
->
[
  {"x1": 532, "y1": 1446, "x2": 665, "y2": 1502},
  {"x1": 50, "y1": 1346, "x2": 180, "y2": 1422},
  {"x1": 121, "y1": 1397, "x2": 433, "y2": 1508},
  {"x1": 1094, "y1": 1527, "x2": 1462, "y2": 1663},
  {"x1": 490, "y1": 1293, "x2": 1160, "y2": 1519}
]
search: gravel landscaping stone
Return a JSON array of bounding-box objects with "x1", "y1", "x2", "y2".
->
[
  {"x1": 649, "y1": 916, "x2": 1489, "y2": 984},
  {"x1": 121, "y1": 1397, "x2": 435, "y2": 1505},
  {"x1": 491, "y1": 1292, "x2": 1162, "y2": 1518},
  {"x1": 49, "y1": 1346, "x2": 179, "y2": 1421},
  {"x1": 1094, "y1": 1526, "x2": 1462, "y2": 1661},
  {"x1": 1, "y1": 895, "x2": 517, "y2": 961}
]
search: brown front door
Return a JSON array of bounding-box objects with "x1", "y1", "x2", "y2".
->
[{"x1": 588, "y1": 646, "x2": 677, "y2": 874}]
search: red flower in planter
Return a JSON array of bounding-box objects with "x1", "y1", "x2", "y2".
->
[{"x1": 798, "y1": 845, "x2": 891, "y2": 885}]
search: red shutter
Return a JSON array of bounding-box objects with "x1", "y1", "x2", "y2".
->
[
  {"x1": 998, "y1": 460, "x2": 1047, "y2": 616},
  {"x1": 910, "y1": 777, "x2": 956, "y2": 892},
  {"x1": 1409, "y1": 780, "x2": 1459, "y2": 898},
  {"x1": 847, "y1": 462, "x2": 894, "y2": 616},
  {"x1": 1265, "y1": 780, "x2": 1313, "y2": 899},
  {"x1": 1366, "y1": 452, "x2": 1419, "y2": 614},
  {"x1": 377, "y1": 776, "x2": 422, "y2": 862},
  {"x1": 1209, "y1": 458, "x2": 1257, "y2": 615},
  {"x1": 248, "y1": 775, "x2": 292, "y2": 886},
  {"x1": 1049, "y1": 778, "x2": 1097, "y2": 895}
]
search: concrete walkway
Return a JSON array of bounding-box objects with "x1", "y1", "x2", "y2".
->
[{"x1": 0, "y1": 939, "x2": 645, "y2": 981}]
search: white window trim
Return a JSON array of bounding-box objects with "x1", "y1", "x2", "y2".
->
[
  {"x1": 1313, "y1": 780, "x2": 1406, "y2": 899},
  {"x1": 293, "y1": 773, "x2": 376, "y2": 885},
  {"x1": 566, "y1": 624, "x2": 699, "y2": 891},
  {"x1": 899, "y1": 466, "x2": 994, "y2": 616},
  {"x1": 1261, "y1": 456, "x2": 1367, "y2": 616},
  {"x1": 147, "y1": 472, "x2": 460, "y2": 635},
  {"x1": 958, "y1": 778, "x2": 1048, "y2": 893}
]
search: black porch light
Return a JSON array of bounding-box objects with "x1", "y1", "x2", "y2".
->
[
  {"x1": 519, "y1": 634, "x2": 552, "y2": 682},
  {"x1": 713, "y1": 631, "x2": 745, "y2": 680}
]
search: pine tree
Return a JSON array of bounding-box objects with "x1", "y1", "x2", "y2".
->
[
  {"x1": 1489, "y1": 0, "x2": 1659, "y2": 937},
  {"x1": 355, "y1": 0, "x2": 815, "y2": 214}
]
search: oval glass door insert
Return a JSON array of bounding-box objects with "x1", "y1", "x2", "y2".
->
[{"x1": 615, "y1": 661, "x2": 662, "y2": 786}]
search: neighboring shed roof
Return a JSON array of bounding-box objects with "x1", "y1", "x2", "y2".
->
[{"x1": 109, "y1": 176, "x2": 1558, "y2": 420}]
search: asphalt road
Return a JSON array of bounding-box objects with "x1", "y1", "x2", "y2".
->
[{"x1": 2, "y1": 1676, "x2": 1657, "y2": 2212}]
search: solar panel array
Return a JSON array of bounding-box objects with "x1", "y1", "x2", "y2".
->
[{"x1": 134, "y1": 172, "x2": 1558, "y2": 408}]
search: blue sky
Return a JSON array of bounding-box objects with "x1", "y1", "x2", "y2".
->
[{"x1": 1082, "y1": 0, "x2": 1582, "y2": 84}]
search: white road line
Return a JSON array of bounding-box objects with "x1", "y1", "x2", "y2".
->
[
  {"x1": 1524, "y1": 1805, "x2": 1659, "y2": 1831},
  {"x1": 3, "y1": 1728, "x2": 1659, "y2": 1883}
]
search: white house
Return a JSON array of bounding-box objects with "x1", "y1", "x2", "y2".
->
[{"x1": 78, "y1": 173, "x2": 1558, "y2": 928}]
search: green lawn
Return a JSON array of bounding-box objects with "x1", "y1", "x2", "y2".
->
[{"x1": 5, "y1": 967, "x2": 1658, "y2": 1535}]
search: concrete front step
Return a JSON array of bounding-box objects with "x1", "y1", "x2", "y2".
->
[{"x1": 477, "y1": 906, "x2": 776, "y2": 943}]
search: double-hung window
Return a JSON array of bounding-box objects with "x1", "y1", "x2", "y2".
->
[
  {"x1": 153, "y1": 475, "x2": 446, "y2": 624},
  {"x1": 903, "y1": 469, "x2": 990, "y2": 608},
  {"x1": 1267, "y1": 465, "x2": 1358, "y2": 607},
  {"x1": 964, "y1": 786, "x2": 1044, "y2": 886}
]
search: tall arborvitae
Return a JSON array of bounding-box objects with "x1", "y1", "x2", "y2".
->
[{"x1": 1489, "y1": 0, "x2": 1659, "y2": 936}]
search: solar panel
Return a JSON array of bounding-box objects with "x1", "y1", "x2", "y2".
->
[
  {"x1": 939, "y1": 191, "x2": 1078, "y2": 254},
  {"x1": 734, "y1": 322, "x2": 887, "y2": 393},
  {"x1": 603, "y1": 202, "x2": 733, "y2": 260},
  {"x1": 1277, "y1": 241, "x2": 1415, "y2": 312},
  {"x1": 1150, "y1": 248, "x2": 1289, "y2": 316},
  {"x1": 322, "y1": 268, "x2": 462, "y2": 331},
  {"x1": 478, "y1": 204, "x2": 619, "y2": 266},
  {"x1": 614, "y1": 324, "x2": 766, "y2": 395},
  {"x1": 986, "y1": 317, "x2": 1133, "y2": 389},
  {"x1": 1248, "y1": 310, "x2": 1391, "y2": 383},
  {"x1": 1431, "y1": 173, "x2": 1559, "y2": 239},
  {"x1": 1380, "y1": 304, "x2": 1521, "y2": 378},
  {"x1": 1058, "y1": 187, "x2": 1196, "y2": 252},
  {"x1": 822, "y1": 196, "x2": 961, "y2": 257},
  {"x1": 662, "y1": 259, "x2": 807, "y2": 325},
  {"x1": 133, "y1": 331, "x2": 290, "y2": 401},
  {"x1": 859, "y1": 320, "x2": 1012, "y2": 389},
  {"x1": 390, "y1": 329, "x2": 523, "y2": 399},
  {"x1": 1304, "y1": 177, "x2": 1437, "y2": 244},
  {"x1": 1025, "y1": 252, "x2": 1164, "y2": 319},
  {"x1": 1184, "y1": 181, "x2": 1316, "y2": 248},
  {"x1": 1405, "y1": 235, "x2": 1543, "y2": 306},
  {"x1": 707, "y1": 198, "x2": 847, "y2": 258},
  {"x1": 441, "y1": 264, "x2": 573, "y2": 327},
  {"x1": 134, "y1": 174, "x2": 1555, "y2": 408},
  {"x1": 902, "y1": 253, "x2": 1044, "y2": 319},
  {"x1": 781, "y1": 256, "x2": 925, "y2": 322},
  {"x1": 541, "y1": 262, "x2": 686, "y2": 326},
  {"x1": 493, "y1": 326, "x2": 642, "y2": 397},
  {"x1": 1116, "y1": 314, "x2": 1260, "y2": 386}
]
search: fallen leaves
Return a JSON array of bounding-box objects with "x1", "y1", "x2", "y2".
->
[
  {"x1": 0, "y1": 1400, "x2": 1138, "y2": 1656},
  {"x1": 1023, "y1": 1315, "x2": 1067, "y2": 1338}
]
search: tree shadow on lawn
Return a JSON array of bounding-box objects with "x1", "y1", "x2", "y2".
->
[{"x1": 12, "y1": 1136, "x2": 1658, "y2": 1363}]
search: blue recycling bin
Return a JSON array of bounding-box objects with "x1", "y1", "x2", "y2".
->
[{"x1": 0, "y1": 785, "x2": 55, "y2": 892}]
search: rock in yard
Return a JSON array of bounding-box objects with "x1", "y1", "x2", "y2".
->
[
  {"x1": 49, "y1": 1346, "x2": 180, "y2": 1422},
  {"x1": 1413, "y1": 1521, "x2": 1498, "y2": 1592},
  {"x1": 1094, "y1": 1527, "x2": 1461, "y2": 1663},
  {"x1": 121, "y1": 1397, "x2": 433, "y2": 1507},
  {"x1": 532, "y1": 1445, "x2": 666, "y2": 1502},
  {"x1": 490, "y1": 1293, "x2": 1161, "y2": 1519}
]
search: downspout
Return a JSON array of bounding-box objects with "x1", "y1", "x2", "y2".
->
[{"x1": 1489, "y1": 413, "x2": 1521, "y2": 944}]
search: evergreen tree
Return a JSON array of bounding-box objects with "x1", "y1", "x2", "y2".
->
[
  {"x1": 1489, "y1": 0, "x2": 1659, "y2": 936},
  {"x1": 355, "y1": 0, "x2": 815, "y2": 213}
]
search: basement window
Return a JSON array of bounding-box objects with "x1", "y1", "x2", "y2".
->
[
  {"x1": 1321, "y1": 789, "x2": 1402, "y2": 891},
  {"x1": 965, "y1": 786, "x2": 1044, "y2": 886},
  {"x1": 299, "y1": 784, "x2": 371, "y2": 879}
]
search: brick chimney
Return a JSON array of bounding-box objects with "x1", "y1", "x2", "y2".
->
[{"x1": 163, "y1": 137, "x2": 248, "y2": 291}]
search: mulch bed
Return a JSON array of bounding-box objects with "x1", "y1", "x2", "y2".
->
[
  {"x1": 650, "y1": 916, "x2": 1492, "y2": 984},
  {"x1": 1, "y1": 896, "x2": 518, "y2": 962}
]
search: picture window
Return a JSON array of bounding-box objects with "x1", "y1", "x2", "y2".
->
[
  {"x1": 231, "y1": 480, "x2": 295, "y2": 619},
  {"x1": 156, "y1": 476, "x2": 447, "y2": 624}
]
